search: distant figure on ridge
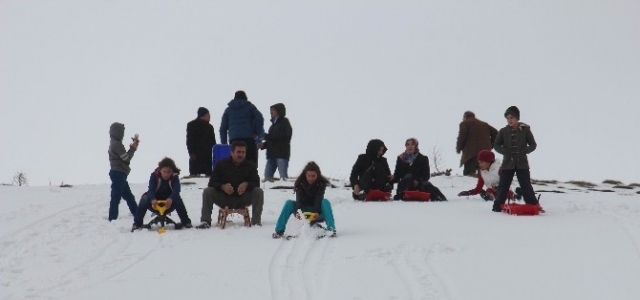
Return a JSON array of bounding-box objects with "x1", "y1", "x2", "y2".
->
[
  {"x1": 259, "y1": 103, "x2": 293, "y2": 182},
  {"x1": 219, "y1": 90, "x2": 265, "y2": 165},
  {"x1": 186, "y1": 107, "x2": 216, "y2": 176},
  {"x1": 456, "y1": 111, "x2": 498, "y2": 176}
]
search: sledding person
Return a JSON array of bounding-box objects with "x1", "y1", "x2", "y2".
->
[
  {"x1": 273, "y1": 161, "x2": 336, "y2": 238},
  {"x1": 186, "y1": 107, "x2": 217, "y2": 176},
  {"x1": 219, "y1": 90, "x2": 265, "y2": 165},
  {"x1": 457, "y1": 150, "x2": 519, "y2": 201},
  {"x1": 132, "y1": 157, "x2": 192, "y2": 231},
  {"x1": 392, "y1": 138, "x2": 447, "y2": 201},
  {"x1": 349, "y1": 139, "x2": 394, "y2": 200},
  {"x1": 492, "y1": 106, "x2": 540, "y2": 212},
  {"x1": 107, "y1": 122, "x2": 139, "y2": 221},
  {"x1": 196, "y1": 141, "x2": 264, "y2": 228},
  {"x1": 259, "y1": 103, "x2": 293, "y2": 182},
  {"x1": 456, "y1": 111, "x2": 498, "y2": 176}
]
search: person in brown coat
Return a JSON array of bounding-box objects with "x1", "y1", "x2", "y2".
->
[{"x1": 456, "y1": 111, "x2": 498, "y2": 176}]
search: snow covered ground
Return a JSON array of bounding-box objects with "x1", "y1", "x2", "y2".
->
[{"x1": 2, "y1": 176, "x2": 640, "y2": 300}]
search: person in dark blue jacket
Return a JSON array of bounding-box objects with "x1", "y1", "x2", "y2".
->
[
  {"x1": 219, "y1": 90, "x2": 265, "y2": 165},
  {"x1": 132, "y1": 157, "x2": 192, "y2": 230},
  {"x1": 273, "y1": 161, "x2": 336, "y2": 238}
]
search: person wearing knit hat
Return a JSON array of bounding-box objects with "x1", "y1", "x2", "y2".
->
[
  {"x1": 219, "y1": 90, "x2": 265, "y2": 165},
  {"x1": 456, "y1": 111, "x2": 498, "y2": 176},
  {"x1": 457, "y1": 150, "x2": 518, "y2": 201},
  {"x1": 186, "y1": 107, "x2": 217, "y2": 176},
  {"x1": 392, "y1": 138, "x2": 447, "y2": 201},
  {"x1": 491, "y1": 105, "x2": 543, "y2": 212}
]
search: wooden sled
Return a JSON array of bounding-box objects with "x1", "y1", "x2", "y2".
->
[{"x1": 217, "y1": 206, "x2": 251, "y2": 229}]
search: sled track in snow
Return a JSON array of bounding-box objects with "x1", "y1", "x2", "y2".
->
[
  {"x1": 268, "y1": 227, "x2": 331, "y2": 300},
  {"x1": 389, "y1": 245, "x2": 459, "y2": 300},
  {"x1": 600, "y1": 210, "x2": 640, "y2": 261}
]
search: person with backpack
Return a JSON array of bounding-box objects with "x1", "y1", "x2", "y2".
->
[
  {"x1": 219, "y1": 90, "x2": 265, "y2": 165},
  {"x1": 131, "y1": 157, "x2": 192, "y2": 231},
  {"x1": 272, "y1": 161, "x2": 336, "y2": 238}
]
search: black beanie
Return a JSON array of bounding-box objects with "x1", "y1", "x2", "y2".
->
[
  {"x1": 197, "y1": 107, "x2": 209, "y2": 118},
  {"x1": 234, "y1": 90, "x2": 247, "y2": 100},
  {"x1": 504, "y1": 106, "x2": 520, "y2": 120}
]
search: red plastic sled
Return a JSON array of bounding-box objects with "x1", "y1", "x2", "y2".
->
[
  {"x1": 403, "y1": 190, "x2": 431, "y2": 201},
  {"x1": 501, "y1": 202, "x2": 540, "y2": 215},
  {"x1": 365, "y1": 189, "x2": 392, "y2": 201}
]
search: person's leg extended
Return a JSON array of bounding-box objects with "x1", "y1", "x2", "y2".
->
[
  {"x1": 275, "y1": 200, "x2": 297, "y2": 232},
  {"x1": 320, "y1": 199, "x2": 336, "y2": 232},
  {"x1": 172, "y1": 196, "x2": 191, "y2": 225},
  {"x1": 264, "y1": 158, "x2": 277, "y2": 181},
  {"x1": 493, "y1": 169, "x2": 516, "y2": 211},
  {"x1": 133, "y1": 194, "x2": 151, "y2": 226},
  {"x1": 108, "y1": 170, "x2": 126, "y2": 221},
  {"x1": 200, "y1": 187, "x2": 217, "y2": 224},
  {"x1": 276, "y1": 158, "x2": 289, "y2": 179},
  {"x1": 245, "y1": 188, "x2": 264, "y2": 225},
  {"x1": 515, "y1": 169, "x2": 538, "y2": 205}
]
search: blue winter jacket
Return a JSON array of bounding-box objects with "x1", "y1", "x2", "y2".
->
[
  {"x1": 219, "y1": 98, "x2": 265, "y2": 144},
  {"x1": 147, "y1": 169, "x2": 181, "y2": 201}
]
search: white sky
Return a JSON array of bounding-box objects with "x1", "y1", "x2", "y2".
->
[{"x1": 1, "y1": 0, "x2": 639, "y2": 186}]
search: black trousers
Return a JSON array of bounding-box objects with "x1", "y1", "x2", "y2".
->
[
  {"x1": 463, "y1": 157, "x2": 479, "y2": 176},
  {"x1": 494, "y1": 168, "x2": 537, "y2": 209},
  {"x1": 396, "y1": 174, "x2": 447, "y2": 201}
]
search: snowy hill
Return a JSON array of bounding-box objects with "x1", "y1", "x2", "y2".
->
[{"x1": 2, "y1": 176, "x2": 640, "y2": 300}]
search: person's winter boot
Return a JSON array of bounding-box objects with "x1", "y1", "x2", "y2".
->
[
  {"x1": 195, "y1": 221, "x2": 211, "y2": 229},
  {"x1": 329, "y1": 230, "x2": 337, "y2": 238},
  {"x1": 272, "y1": 231, "x2": 284, "y2": 239},
  {"x1": 131, "y1": 224, "x2": 142, "y2": 232}
]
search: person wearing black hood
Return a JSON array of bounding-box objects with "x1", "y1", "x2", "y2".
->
[
  {"x1": 186, "y1": 107, "x2": 217, "y2": 176},
  {"x1": 259, "y1": 103, "x2": 293, "y2": 181},
  {"x1": 349, "y1": 139, "x2": 394, "y2": 200},
  {"x1": 219, "y1": 91, "x2": 265, "y2": 165}
]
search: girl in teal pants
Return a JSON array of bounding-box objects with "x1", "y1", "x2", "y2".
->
[{"x1": 273, "y1": 161, "x2": 336, "y2": 238}]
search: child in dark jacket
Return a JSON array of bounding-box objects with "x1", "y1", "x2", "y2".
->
[
  {"x1": 273, "y1": 162, "x2": 336, "y2": 238},
  {"x1": 492, "y1": 106, "x2": 540, "y2": 212},
  {"x1": 132, "y1": 157, "x2": 192, "y2": 230}
]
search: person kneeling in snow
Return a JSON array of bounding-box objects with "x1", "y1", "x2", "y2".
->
[
  {"x1": 132, "y1": 157, "x2": 192, "y2": 231},
  {"x1": 273, "y1": 161, "x2": 336, "y2": 238},
  {"x1": 393, "y1": 138, "x2": 447, "y2": 201},
  {"x1": 457, "y1": 150, "x2": 519, "y2": 201}
]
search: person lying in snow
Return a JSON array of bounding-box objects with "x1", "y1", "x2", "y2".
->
[
  {"x1": 273, "y1": 161, "x2": 336, "y2": 238},
  {"x1": 392, "y1": 138, "x2": 447, "y2": 201},
  {"x1": 132, "y1": 157, "x2": 192, "y2": 231},
  {"x1": 457, "y1": 150, "x2": 519, "y2": 201}
]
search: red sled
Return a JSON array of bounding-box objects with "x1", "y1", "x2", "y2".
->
[
  {"x1": 501, "y1": 202, "x2": 540, "y2": 216},
  {"x1": 403, "y1": 191, "x2": 431, "y2": 201},
  {"x1": 365, "y1": 189, "x2": 392, "y2": 201}
]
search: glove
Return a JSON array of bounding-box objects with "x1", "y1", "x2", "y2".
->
[{"x1": 458, "y1": 191, "x2": 471, "y2": 197}]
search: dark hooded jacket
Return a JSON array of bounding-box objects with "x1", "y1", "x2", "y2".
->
[
  {"x1": 108, "y1": 122, "x2": 136, "y2": 174},
  {"x1": 264, "y1": 103, "x2": 293, "y2": 159},
  {"x1": 219, "y1": 97, "x2": 265, "y2": 144},
  {"x1": 349, "y1": 139, "x2": 391, "y2": 187}
]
